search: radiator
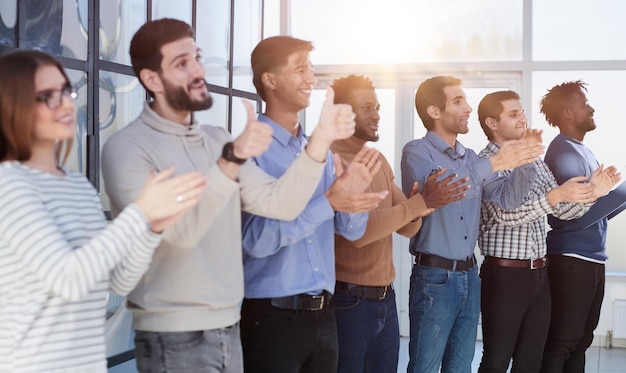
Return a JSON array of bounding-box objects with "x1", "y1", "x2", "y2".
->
[{"x1": 614, "y1": 299, "x2": 626, "y2": 339}]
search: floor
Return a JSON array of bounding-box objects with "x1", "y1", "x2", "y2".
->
[{"x1": 397, "y1": 337, "x2": 626, "y2": 373}]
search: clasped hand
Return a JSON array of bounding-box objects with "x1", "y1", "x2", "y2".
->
[{"x1": 325, "y1": 147, "x2": 387, "y2": 213}]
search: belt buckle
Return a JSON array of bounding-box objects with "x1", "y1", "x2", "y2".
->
[
  {"x1": 307, "y1": 295, "x2": 324, "y2": 311},
  {"x1": 378, "y1": 286, "x2": 388, "y2": 300},
  {"x1": 531, "y1": 257, "x2": 545, "y2": 270}
]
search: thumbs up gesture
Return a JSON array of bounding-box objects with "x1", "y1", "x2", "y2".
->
[
  {"x1": 231, "y1": 100, "x2": 274, "y2": 160},
  {"x1": 306, "y1": 86, "x2": 356, "y2": 162}
]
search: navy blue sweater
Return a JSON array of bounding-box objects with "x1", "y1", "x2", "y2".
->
[{"x1": 545, "y1": 134, "x2": 626, "y2": 261}]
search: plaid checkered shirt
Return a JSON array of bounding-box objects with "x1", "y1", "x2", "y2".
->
[{"x1": 478, "y1": 141, "x2": 592, "y2": 260}]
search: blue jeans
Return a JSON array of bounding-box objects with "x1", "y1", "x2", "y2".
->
[
  {"x1": 134, "y1": 323, "x2": 243, "y2": 373},
  {"x1": 333, "y1": 285, "x2": 399, "y2": 373},
  {"x1": 407, "y1": 264, "x2": 480, "y2": 373}
]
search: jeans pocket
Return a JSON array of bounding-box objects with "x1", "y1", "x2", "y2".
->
[
  {"x1": 161, "y1": 331, "x2": 210, "y2": 371},
  {"x1": 420, "y1": 267, "x2": 450, "y2": 287},
  {"x1": 133, "y1": 337, "x2": 153, "y2": 373},
  {"x1": 332, "y1": 292, "x2": 361, "y2": 310},
  {"x1": 161, "y1": 330, "x2": 204, "y2": 352}
]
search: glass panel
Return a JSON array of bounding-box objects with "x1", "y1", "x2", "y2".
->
[
  {"x1": 23, "y1": 0, "x2": 88, "y2": 60},
  {"x1": 0, "y1": 0, "x2": 16, "y2": 51},
  {"x1": 197, "y1": 0, "x2": 230, "y2": 88},
  {"x1": 100, "y1": 0, "x2": 146, "y2": 65},
  {"x1": 152, "y1": 0, "x2": 191, "y2": 24},
  {"x1": 194, "y1": 92, "x2": 229, "y2": 131},
  {"x1": 303, "y1": 89, "x2": 327, "y2": 137},
  {"x1": 262, "y1": 0, "x2": 280, "y2": 38},
  {"x1": 98, "y1": 71, "x2": 145, "y2": 211},
  {"x1": 65, "y1": 69, "x2": 87, "y2": 174},
  {"x1": 231, "y1": 96, "x2": 252, "y2": 139},
  {"x1": 533, "y1": 0, "x2": 626, "y2": 61},
  {"x1": 291, "y1": 0, "x2": 522, "y2": 65},
  {"x1": 531, "y1": 70, "x2": 626, "y2": 273},
  {"x1": 232, "y1": 0, "x2": 261, "y2": 92}
]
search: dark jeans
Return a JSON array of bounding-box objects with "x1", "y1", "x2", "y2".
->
[
  {"x1": 333, "y1": 285, "x2": 399, "y2": 373},
  {"x1": 240, "y1": 297, "x2": 338, "y2": 373},
  {"x1": 478, "y1": 262, "x2": 551, "y2": 373},
  {"x1": 540, "y1": 255, "x2": 605, "y2": 373},
  {"x1": 134, "y1": 324, "x2": 243, "y2": 373}
]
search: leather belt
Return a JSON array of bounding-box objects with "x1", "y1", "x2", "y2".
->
[
  {"x1": 335, "y1": 281, "x2": 391, "y2": 301},
  {"x1": 415, "y1": 252, "x2": 476, "y2": 272},
  {"x1": 485, "y1": 256, "x2": 547, "y2": 269},
  {"x1": 270, "y1": 291, "x2": 332, "y2": 311}
]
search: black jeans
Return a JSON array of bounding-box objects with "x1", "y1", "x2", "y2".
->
[
  {"x1": 540, "y1": 255, "x2": 605, "y2": 373},
  {"x1": 478, "y1": 262, "x2": 551, "y2": 373},
  {"x1": 240, "y1": 297, "x2": 338, "y2": 373}
]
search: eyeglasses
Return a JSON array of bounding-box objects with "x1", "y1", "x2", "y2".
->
[{"x1": 35, "y1": 85, "x2": 77, "y2": 109}]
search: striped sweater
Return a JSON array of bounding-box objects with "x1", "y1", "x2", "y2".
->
[{"x1": 0, "y1": 161, "x2": 160, "y2": 372}]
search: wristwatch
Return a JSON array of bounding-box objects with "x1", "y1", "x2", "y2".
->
[{"x1": 221, "y1": 142, "x2": 247, "y2": 165}]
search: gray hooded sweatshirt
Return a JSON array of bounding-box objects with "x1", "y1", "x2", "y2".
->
[{"x1": 101, "y1": 102, "x2": 325, "y2": 332}]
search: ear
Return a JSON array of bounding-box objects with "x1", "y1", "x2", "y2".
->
[
  {"x1": 562, "y1": 107, "x2": 574, "y2": 120},
  {"x1": 485, "y1": 117, "x2": 499, "y2": 131},
  {"x1": 139, "y1": 69, "x2": 163, "y2": 95},
  {"x1": 261, "y1": 72, "x2": 277, "y2": 92},
  {"x1": 426, "y1": 105, "x2": 440, "y2": 120}
]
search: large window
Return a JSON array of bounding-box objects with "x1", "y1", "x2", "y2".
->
[
  {"x1": 533, "y1": 0, "x2": 626, "y2": 61},
  {"x1": 290, "y1": 0, "x2": 523, "y2": 64}
]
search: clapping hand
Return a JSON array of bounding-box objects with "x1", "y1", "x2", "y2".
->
[
  {"x1": 325, "y1": 147, "x2": 387, "y2": 213},
  {"x1": 134, "y1": 167, "x2": 207, "y2": 233}
]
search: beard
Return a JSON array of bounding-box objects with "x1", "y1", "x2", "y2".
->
[
  {"x1": 580, "y1": 116, "x2": 596, "y2": 132},
  {"x1": 161, "y1": 76, "x2": 213, "y2": 112},
  {"x1": 354, "y1": 124, "x2": 379, "y2": 142}
]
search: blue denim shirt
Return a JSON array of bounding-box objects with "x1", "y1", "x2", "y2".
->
[
  {"x1": 401, "y1": 131, "x2": 536, "y2": 260},
  {"x1": 241, "y1": 114, "x2": 367, "y2": 298}
]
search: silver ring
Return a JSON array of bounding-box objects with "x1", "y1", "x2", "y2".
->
[{"x1": 176, "y1": 194, "x2": 184, "y2": 203}]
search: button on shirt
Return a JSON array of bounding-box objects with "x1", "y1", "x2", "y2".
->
[
  {"x1": 242, "y1": 114, "x2": 368, "y2": 298},
  {"x1": 401, "y1": 131, "x2": 536, "y2": 260}
]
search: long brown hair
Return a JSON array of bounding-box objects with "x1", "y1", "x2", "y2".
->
[{"x1": 0, "y1": 50, "x2": 73, "y2": 165}]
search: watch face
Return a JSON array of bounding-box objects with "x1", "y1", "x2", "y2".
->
[{"x1": 223, "y1": 142, "x2": 246, "y2": 164}]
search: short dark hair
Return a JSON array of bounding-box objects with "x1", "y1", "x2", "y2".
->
[
  {"x1": 251, "y1": 36, "x2": 313, "y2": 101},
  {"x1": 478, "y1": 90, "x2": 520, "y2": 140},
  {"x1": 330, "y1": 75, "x2": 376, "y2": 106},
  {"x1": 129, "y1": 18, "x2": 195, "y2": 98},
  {"x1": 414, "y1": 75, "x2": 462, "y2": 130},
  {"x1": 0, "y1": 50, "x2": 72, "y2": 164},
  {"x1": 540, "y1": 80, "x2": 588, "y2": 128}
]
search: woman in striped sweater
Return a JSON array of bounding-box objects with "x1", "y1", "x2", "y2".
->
[{"x1": 0, "y1": 50, "x2": 206, "y2": 372}]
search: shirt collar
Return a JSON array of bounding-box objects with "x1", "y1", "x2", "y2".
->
[
  {"x1": 484, "y1": 140, "x2": 501, "y2": 155},
  {"x1": 425, "y1": 130, "x2": 467, "y2": 158},
  {"x1": 258, "y1": 113, "x2": 305, "y2": 147}
]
